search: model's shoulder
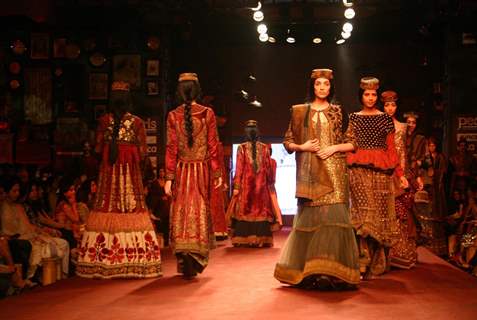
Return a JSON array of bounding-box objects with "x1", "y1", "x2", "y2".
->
[{"x1": 291, "y1": 103, "x2": 308, "y2": 110}]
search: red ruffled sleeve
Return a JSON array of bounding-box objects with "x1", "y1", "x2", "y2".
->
[
  {"x1": 165, "y1": 111, "x2": 178, "y2": 180},
  {"x1": 206, "y1": 108, "x2": 221, "y2": 178}
]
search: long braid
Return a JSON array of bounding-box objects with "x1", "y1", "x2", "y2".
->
[{"x1": 184, "y1": 101, "x2": 194, "y2": 148}]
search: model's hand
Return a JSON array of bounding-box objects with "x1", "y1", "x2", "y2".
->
[
  {"x1": 164, "y1": 180, "x2": 172, "y2": 196},
  {"x1": 316, "y1": 145, "x2": 336, "y2": 159},
  {"x1": 300, "y1": 139, "x2": 320, "y2": 152},
  {"x1": 214, "y1": 177, "x2": 223, "y2": 189},
  {"x1": 400, "y1": 176, "x2": 409, "y2": 189},
  {"x1": 233, "y1": 189, "x2": 239, "y2": 196}
]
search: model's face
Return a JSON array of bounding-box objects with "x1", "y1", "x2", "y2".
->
[
  {"x1": 8, "y1": 184, "x2": 20, "y2": 202},
  {"x1": 406, "y1": 117, "x2": 417, "y2": 134},
  {"x1": 314, "y1": 77, "x2": 331, "y2": 100},
  {"x1": 64, "y1": 185, "x2": 76, "y2": 199},
  {"x1": 362, "y1": 90, "x2": 378, "y2": 108},
  {"x1": 428, "y1": 142, "x2": 437, "y2": 153},
  {"x1": 90, "y1": 181, "x2": 97, "y2": 194},
  {"x1": 383, "y1": 102, "x2": 397, "y2": 117},
  {"x1": 28, "y1": 185, "x2": 40, "y2": 201}
]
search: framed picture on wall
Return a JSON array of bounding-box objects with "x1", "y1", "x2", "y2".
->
[
  {"x1": 89, "y1": 73, "x2": 108, "y2": 100},
  {"x1": 147, "y1": 81, "x2": 159, "y2": 96},
  {"x1": 53, "y1": 38, "x2": 67, "y2": 58},
  {"x1": 146, "y1": 59, "x2": 160, "y2": 76},
  {"x1": 30, "y1": 33, "x2": 49, "y2": 59},
  {"x1": 113, "y1": 54, "x2": 141, "y2": 89}
]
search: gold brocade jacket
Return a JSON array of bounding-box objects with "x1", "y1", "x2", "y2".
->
[{"x1": 283, "y1": 103, "x2": 355, "y2": 201}]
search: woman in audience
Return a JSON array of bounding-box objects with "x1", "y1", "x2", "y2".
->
[{"x1": 0, "y1": 177, "x2": 70, "y2": 280}]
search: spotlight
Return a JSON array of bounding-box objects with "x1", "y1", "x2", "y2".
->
[
  {"x1": 253, "y1": 11, "x2": 264, "y2": 22},
  {"x1": 286, "y1": 29, "x2": 295, "y2": 43},
  {"x1": 341, "y1": 31, "x2": 351, "y2": 39},
  {"x1": 251, "y1": 1, "x2": 262, "y2": 11},
  {"x1": 257, "y1": 23, "x2": 268, "y2": 34},
  {"x1": 312, "y1": 37, "x2": 322, "y2": 44},
  {"x1": 344, "y1": 8, "x2": 355, "y2": 19},
  {"x1": 238, "y1": 90, "x2": 249, "y2": 101},
  {"x1": 342, "y1": 0, "x2": 353, "y2": 7},
  {"x1": 249, "y1": 98, "x2": 263, "y2": 108},
  {"x1": 268, "y1": 36, "x2": 276, "y2": 43},
  {"x1": 336, "y1": 39, "x2": 346, "y2": 45},
  {"x1": 342, "y1": 22, "x2": 353, "y2": 33},
  {"x1": 248, "y1": 75, "x2": 257, "y2": 82},
  {"x1": 259, "y1": 33, "x2": 269, "y2": 42}
]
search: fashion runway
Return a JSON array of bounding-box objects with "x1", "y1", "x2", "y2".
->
[{"x1": 2, "y1": 229, "x2": 476, "y2": 320}]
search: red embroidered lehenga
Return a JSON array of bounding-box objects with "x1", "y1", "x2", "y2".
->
[
  {"x1": 165, "y1": 104, "x2": 221, "y2": 273},
  {"x1": 229, "y1": 141, "x2": 276, "y2": 247},
  {"x1": 76, "y1": 113, "x2": 162, "y2": 279}
]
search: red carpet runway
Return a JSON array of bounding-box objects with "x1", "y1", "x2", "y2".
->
[{"x1": 1, "y1": 229, "x2": 477, "y2": 320}]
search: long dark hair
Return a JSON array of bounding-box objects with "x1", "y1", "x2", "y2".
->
[
  {"x1": 176, "y1": 80, "x2": 202, "y2": 148},
  {"x1": 306, "y1": 77, "x2": 335, "y2": 103},
  {"x1": 358, "y1": 87, "x2": 382, "y2": 108},
  {"x1": 57, "y1": 176, "x2": 76, "y2": 204},
  {"x1": 109, "y1": 90, "x2": 132, "y2": 165},
  {"x1": 245, "y1": 125, "x2": 259, "y2": 172}
]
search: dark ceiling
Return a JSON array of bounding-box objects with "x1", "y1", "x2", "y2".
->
[{"x1": 1, "y1": 0, "x2": 476, "y2": 46}]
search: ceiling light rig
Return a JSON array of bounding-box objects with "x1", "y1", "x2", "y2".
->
[
  {"x1": 336, "y1": 1, "x2": 355, "y2": 44},
  {"x1": 250, "y1": 2, "x2": 274, "y2": 44},
  {"x1": 249, "y1": 1, "x2": 355, "y2": 45}
]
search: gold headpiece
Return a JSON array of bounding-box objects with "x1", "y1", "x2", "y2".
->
[
  {"x1": 403, "y1": 111, "x2": 419, "y2": 119},
  {"x1": 360, "y1": 77, "x2": 380, "y2": 90},
  {"x1": 245, "y1": 119, "x2": 258, "y2": 127},
  {"x1": 381, "y1": 90, "x2": 398, "y2": 103},
  {"x1": 178, "y1": 72, "x2": 198, "y2": 82},
  {"x1": 310, "y1": 68, "x2": 333, "y2": 80},
  {"x1": 111, "y1": 81, "x2": 130, "y2": 92}
]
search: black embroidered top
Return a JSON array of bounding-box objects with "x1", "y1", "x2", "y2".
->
[{"x1": 349, "y1": 113, "x2": 394, "y2": 150}]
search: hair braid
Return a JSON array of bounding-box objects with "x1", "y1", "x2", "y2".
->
[{"x1": 184, "y1": 101, "x2": 194, "y2": 148}]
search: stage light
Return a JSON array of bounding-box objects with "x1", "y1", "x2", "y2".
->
[
  {"x1": 257, "y1": 23, "x2": 268, "y2": 34},
  {"x1": 342, "y1": 0, "x2": 353, "y2": 7},
  {"x1": 259, "y1": 33, "x2": 269, "y2": 42},
  {"x1": 312, "y1": 37, "x2": 322, "y2": 44},
  {"x1": 249, "y1": 98, "x2": 263, "y2": 108},
  {"x1": 268, "y1": 36, "x2": 276, "y2": 43},
  {"x1": 344, "y1": 8, "x2": 355, "y2": 19},
  {"x1": 251, "y1": 1, "x2": 262, "y2": 11},
  {"x1": 286, "y1": 29, "x2": 295, "y2": 43},
  {"x1": 336, "y1": 39, "x2": 346, "y2": 44},
  {"x1": 253, "y1": 11, "x2": 264, "y2": 22},
  {"x1": 341, "y1": 31, "x2": 351, "y2": 39},
  {"x1": 343, "y1": 22, "x2": 353, "y2": 33}
]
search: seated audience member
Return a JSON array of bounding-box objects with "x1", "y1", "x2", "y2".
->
[
  {"x1": 55, "y1": 178, "x2": 84, "y2": 240},
  {"x1": 455, "y1": 184, "x2": 477, "y2": 271},
  {"x1": 0, "y1": 235, "x2": 35, "y2": 296},
  {"x1": 446, "y1": 190, "x2": 466, "y2": 258},
  {"x1": 1, "y1": 177, "x2": 70, "y2": 280}
]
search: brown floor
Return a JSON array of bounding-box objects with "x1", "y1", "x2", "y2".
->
[{"x1": 1, "y1": 229, "x2": 477, "y2": 320}]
